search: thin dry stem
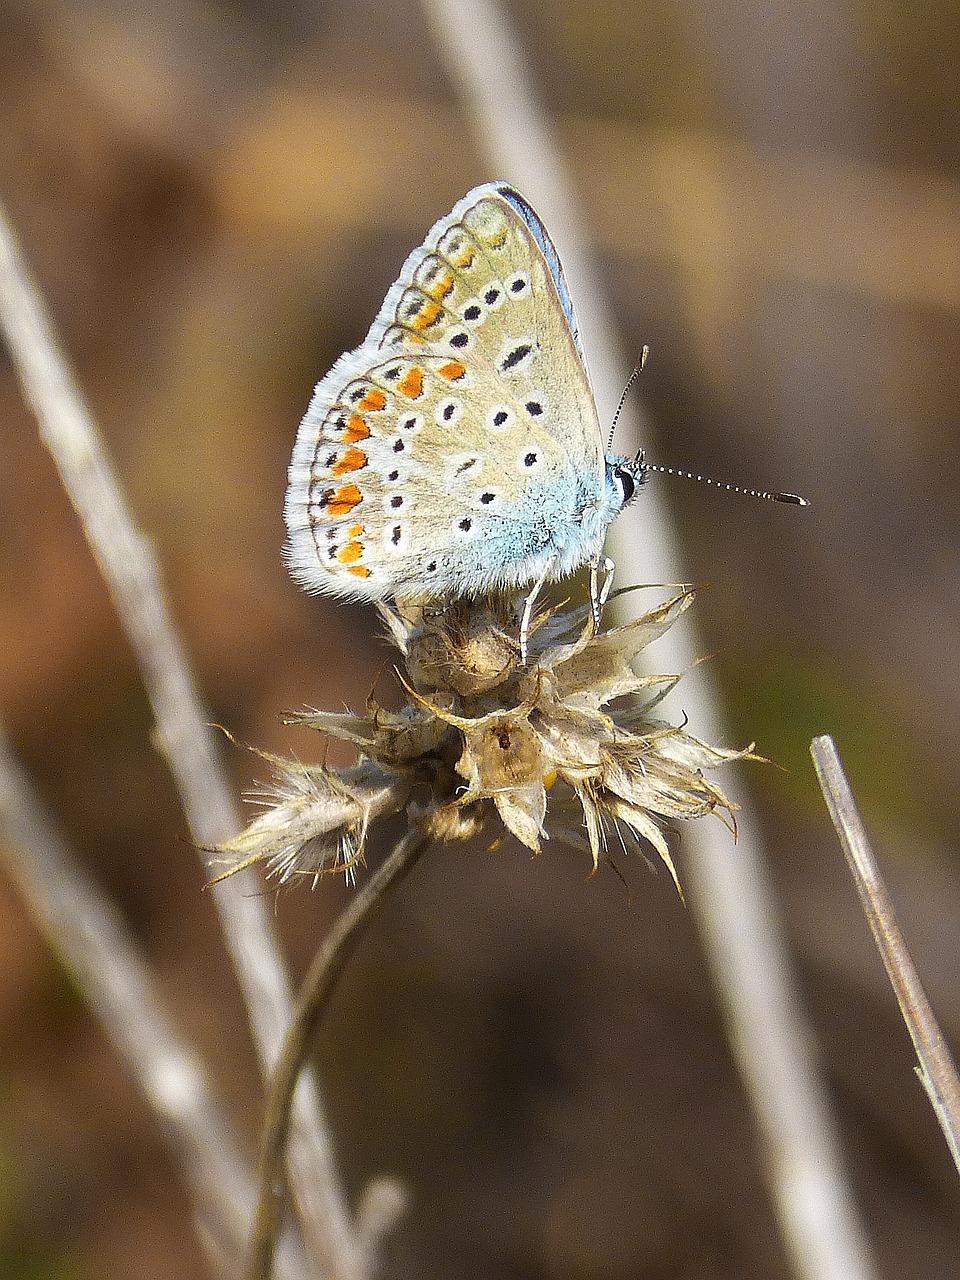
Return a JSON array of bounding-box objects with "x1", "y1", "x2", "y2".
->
[
  {"x1": 249, "y1": 828, "x2": 432, "y2": 1280},
  {"x1": 812, "y1": 734, "x2": 960, "y2": 1176},
  {"x1": 0, "y1": 201, "x2": 364, "y2": 1279},
  {"x1": 417, "y1": 4, "x2": 878, "y2": 1277},
  {"x1": 0, "y1": 723, "x2": 312, "y2": 1280}
]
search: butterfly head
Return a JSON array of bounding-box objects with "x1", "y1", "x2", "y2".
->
[{"x1": 604, "y1": 450, "x2": 646, "y2": 516}]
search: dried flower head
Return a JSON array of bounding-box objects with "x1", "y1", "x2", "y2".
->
[{"x1": 210, "y1": 589, "x2": 754, "y2": 890}]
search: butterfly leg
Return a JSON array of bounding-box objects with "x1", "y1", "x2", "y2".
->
[
  {"x1": 519, "y1": 558, "x2": 556, "y2": 665},
  {"x1": 589, "y1": 555, "x2": 616, "y2": 628}
]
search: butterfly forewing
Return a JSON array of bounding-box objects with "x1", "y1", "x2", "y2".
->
[
  {"x1": 285, "y1": 184, "x2": 608, "y2": 600},
  {"x1": 373, "y1": 187, "x2": 601, "y2": 471}
]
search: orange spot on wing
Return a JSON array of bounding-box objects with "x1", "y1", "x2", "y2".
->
[
  {"x1": 411, "y1": 300, "x2": 442, "y2": 331},
  {"x1": 398, "y1": 367, "x2": 424, "y2": 398},
  {"x1": 348, "y1": 523, "x2": 364, "y2": 538},
  {"x1": 439, "y1": 360, "x2": 466, "y2": 381},
  {"x1": 336, "y1": 541, "x2": 364, "y2": 564},
  {"x1": 455, "y1": 248, "x2": 475, "y2": 269},
  {"x1": 348, "y1": 565, "x2": 372, "y2": 579},
  {"x1": 326, "y1": 485, "x2": 362, "y2": 517},
  {"x1": 488, "y1": 229, "x2": 508, "y2": 248},
  {"x1": 332, "y1": 447, "x2": 368, "y2": 475},
  {"x1": 357, "y1": 389, "x2": 386, "y2": 412},
  {"x1": 343, "y1": 415, "x2": 371, "y2": 442},
  {"x1": 430, "y1": 272, "x2": 455, "y2": 300}
]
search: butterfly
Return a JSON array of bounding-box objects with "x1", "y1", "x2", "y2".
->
[{"x1": 283, "y1": 182, "x2": 643, "y2": 621}]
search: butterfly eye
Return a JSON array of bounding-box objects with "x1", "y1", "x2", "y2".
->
[{"x1": 614, "y1": 465, "x2": 636, "y2": 504}]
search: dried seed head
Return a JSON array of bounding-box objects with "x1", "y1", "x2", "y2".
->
[
  {"x1": 210, "y1": 589, "x2": 754, "y2": 888},
  {"x1": 208, "y1": 754, "x2": 409, "y2": 886}
]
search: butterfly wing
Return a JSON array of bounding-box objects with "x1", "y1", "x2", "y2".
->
[{"x1": 285, "y1": 183, "x2": 609, "y2": 600}]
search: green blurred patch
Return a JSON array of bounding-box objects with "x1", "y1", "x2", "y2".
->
[
  {"x1": 0, "y1": 1128, "x2": 77, "y2": 1280},
  {"x1": 0, "y1": 1256, "x2": 76, "y2": 1280},
  {"x1": 720, "y1": 650, "x2": 941, "y2": 840},
  {"x1": 30, "y1": 952, "x2": 87, "y2": 1041}
]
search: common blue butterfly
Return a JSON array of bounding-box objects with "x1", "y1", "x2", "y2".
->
[{"x1": 284, "y1": 183, "x2": 642, "y2": 614}]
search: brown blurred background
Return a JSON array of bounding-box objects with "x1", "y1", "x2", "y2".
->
[{"x1": 1, "y1": 0, "x2": 959, "y2": 1276}]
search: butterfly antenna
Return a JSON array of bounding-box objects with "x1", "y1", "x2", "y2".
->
[
  {"x1": 607, "y1": 345, "x2": 649, "y2": 452},
  {"x1": 636, "y1": 458, "x2": 808, "y2": 506},
  {"x1": 609, "y1": 347, "x2": 808, "y2": 504}
]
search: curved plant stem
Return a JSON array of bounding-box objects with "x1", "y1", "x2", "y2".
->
[{"x1": 249, "y1": 828, "x2": 433, "y2": 1280}]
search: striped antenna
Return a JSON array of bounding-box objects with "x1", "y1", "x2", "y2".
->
[
  {"x1": 607, "y1": 346, "x2": 649, "y2": 451},
  {"x1": 608, "y1": 351, "x2": 809, "y2": 506},
  {"x1": 639, "y1": 459, "x2": 808, "y2": 506}
]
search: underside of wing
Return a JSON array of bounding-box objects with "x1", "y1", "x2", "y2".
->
[{"x1": 284, "y1": 185, "x2": 609, "y2": 600}]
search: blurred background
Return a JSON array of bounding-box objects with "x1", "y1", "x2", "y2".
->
[{"x1": 1, "y1": 0, "x2": 959, "y2": 1275}]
